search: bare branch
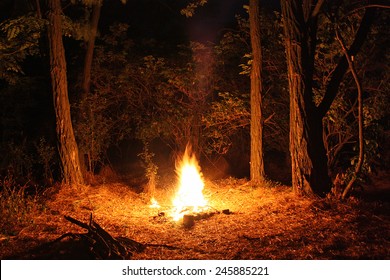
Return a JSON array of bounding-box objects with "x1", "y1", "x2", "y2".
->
[
  {"x1": 317, "y1": 8, "x2": 376, "y2": 117},
  {"x1": 311, "y1": 0, "x2": 325, "y2": 18},
  {"x1": 335, "y1": 29, "x2": 365, "y2": 200}
]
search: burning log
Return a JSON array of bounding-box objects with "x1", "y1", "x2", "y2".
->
[
  {"x1": 183, "y1": 214, "x2": 195, "y2": 228},
  {"x1": 182, "y1": 208, "x2": 222, "y2": 227},
  {"x1": 151, "y1": 206, "x2": 231, "y2": 227}
]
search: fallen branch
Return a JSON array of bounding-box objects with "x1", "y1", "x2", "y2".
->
[{"x1": 63, "y1": 215, "x2": 145, "y2": 259}]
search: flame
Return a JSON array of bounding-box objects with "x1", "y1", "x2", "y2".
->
[
  {"x1": 149, "y1": 197, "x2": 160, "y2": 209},
  {"x1": 172, "y1": 145, "x2": 207, "y2": 221}
]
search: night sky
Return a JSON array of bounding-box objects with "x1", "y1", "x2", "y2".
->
[
  {"x1": 100, "y1": 0, "x2": 248, "y2": 44},
  {"x1": 0, "y1": 0, "x2": 280, "y2": 45}
]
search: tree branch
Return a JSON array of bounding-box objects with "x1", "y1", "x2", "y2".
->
[
  {"x1": 311, "y1": 0, "x2": 325, "y2": 19},
  {"x1": 347, "y1": 0, "x2": 390, "y2": 14},
  {"x1": 336, "y1": 29, "x2": 364, "y2": 200},
  {"x1": 317, "y1": 8, "x2": 376, "y2": 118}
]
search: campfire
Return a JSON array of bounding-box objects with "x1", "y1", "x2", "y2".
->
[
  {"x1": 171, "y1": 144, "x2": 209, "y2": 221},
  {"x1": 150, "y1": 144, "x2": 215, "y2": 225}
]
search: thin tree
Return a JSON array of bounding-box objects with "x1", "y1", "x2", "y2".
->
[
  {"x1": 81, "y1": 0, "x2": 102, "y2": 99},
  {"x1": 78, "y1": 0, "x2": 102, "y2": 173},
  {"x1": 335, "y1": 29, "x2": 364, "y2": 200},
  {"x1": 280, "y1": 0, "x2": 375, "y2": 196},
  {"x1": 47, "y1": 0, "x2": 84, "y2": 185},
  {"x1": 249, "y1": 0, "x2": 265, "y2": 184}
]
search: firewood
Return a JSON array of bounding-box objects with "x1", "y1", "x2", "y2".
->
[
  {"x1": 183, "y1": 214, "x2": 195, "y2": 227},
  {"x1": 64, "y1": 215, "x2": 145, "y2": 259}
]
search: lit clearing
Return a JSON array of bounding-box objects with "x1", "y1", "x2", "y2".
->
[{"x1": 172, "y1": 145, "x2": 208, "y2": 221}]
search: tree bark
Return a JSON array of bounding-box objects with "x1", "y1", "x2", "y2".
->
[
  {"x1": 281, "y1": 0, "x2": 330, "y2": 196},
  {"x1": 47, "y1": 0, "x2": 84, "y2": 185},
  {"x1": 281, "y1": 1, "x2": 376, "y2": 197},
  {"x1": 249, "y1": 0, "x2": 265, "y2": 184}
]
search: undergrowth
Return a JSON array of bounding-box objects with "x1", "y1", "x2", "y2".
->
[{"x1": 0, "y1": 176, "x2": 40, "y2": 235}]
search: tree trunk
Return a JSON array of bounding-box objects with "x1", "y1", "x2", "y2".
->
[
  {"x1": 281, "y1": 0, "x2": 330, "y2": 196},
  {"x1": 79, "y1": 0, "x2": 102, "y2": 174},
  {"x1": 81, "y1": 0, "x2": 102, "y2": 99},
  {"x1": 280, "y1": 1, "x2": 376, "y2": 197},
  {"x1": 47, "y1": 0, "x2": 84, "y2": 185},
  {"x1": 249, "y1": 0, "x2": 265, "y2": 184}
]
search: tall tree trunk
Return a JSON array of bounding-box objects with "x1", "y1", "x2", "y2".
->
[
  {"x1": 249, "y1": 0, "x2": 265, "y2": 184},
  {"x1": 79, "y1": 0, "x2": 102, "y2": 174},
  {"x1": 47, "y1": 0, "x2": 84, "y2": 185},
  {"x1": 281, "y1": 1, "x2": 375, "y2": 197},
  {"x1": 81, "y1": 0, "x2": 102, "y2": 99},
  {"x1": 281, "y1": 0, "x2": 330, "y2": 196}
]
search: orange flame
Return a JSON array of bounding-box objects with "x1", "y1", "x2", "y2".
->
[
  {"x1": 149, "y1": 197, "x2": 160, "y2": 209},
  {"x1": 172, "y1": 145, "x2": 207, "y2": 221}
]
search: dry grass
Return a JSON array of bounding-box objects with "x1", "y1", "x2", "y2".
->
[
  {"x1": 0, "y1": 176, "x2": 40, "y2": 236},
  {"x1": 0, "y1": 176, "x2": 389, "y2": 259}
]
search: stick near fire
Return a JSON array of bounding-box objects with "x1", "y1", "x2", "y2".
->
[
  {"x1": 152, "y1": 206, "x2": 231, "y2": 228},
  {"x1": 182, "y1": 209, "x2": 231, "y2": 228},
  {"x1": 183, "y1": 214, "x2": 195, "y2": 228}
]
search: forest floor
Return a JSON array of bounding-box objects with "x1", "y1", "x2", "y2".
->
[{"x1": 0, "y1": 174, "x2": 389, "y2": 260}]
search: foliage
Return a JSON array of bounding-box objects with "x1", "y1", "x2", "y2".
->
[
  {"x1": 0, "y1": 74, "x2": 57, "y2": 184},
  {"x1": 203, "y1": 92, "x2": 249, "y2": 154},
  {"x1": 88, "y1": 27, "x2": 221, "y2": 158},
  {"x1": 74, "y1": 93, "x2": 114, "y2": 172},
  {"x1": 154, "y1": 42, "x2": 218, "y2": 153},
  {"x1": 0, "y1": 137, "x2": 57, "y2": 186},
  {"x1": 210, "y1": 11, "x2": 289, "y2": 156},
  {"x1": 0, "y1": 14, "x2": 45, "y2": 84},
  {"x1": 1, "y1": 77, "x2": 37, "y2": 179},
  {"x1": 0, "y1": 5, "x2": 97, "y2": 84},
  {"x1": 2, "y1": 140, "x2": 34, "y2": 179},
  {"x1": 313, "y1": 7, "x2": 389, "y2": 183},
  {"x1": 83, "y1": 11, "x2": 290, "y2": 174},
  {"x1": 180, "y1": 0, "x2": 208, "y2": 17},
  {"x1": 73, "y1": 23, "x2": 133, "y2": 172},
  {"x1": 138, "y1": 140, "x2": 158, "y2": 196},
  {"x1": 35, "y1": 137, "x2": 56, "y2": 184}
]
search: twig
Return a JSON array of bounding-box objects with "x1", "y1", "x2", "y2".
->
[
  {"x1": 145, "y1": 243, "x2": 180, "y2": 250},
  {"x1": 242, "y1": 235, "x2": 262, "y2": 241}
]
